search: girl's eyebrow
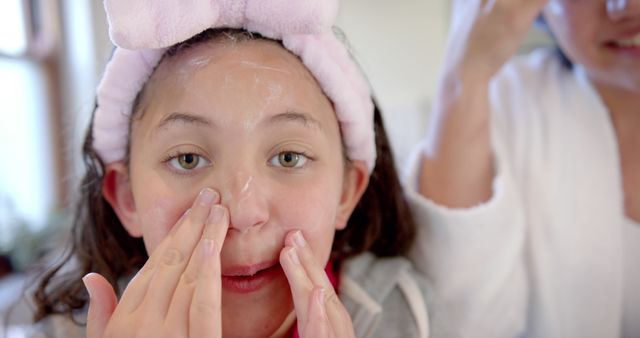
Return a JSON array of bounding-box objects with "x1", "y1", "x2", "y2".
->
[
  {"x1": 153, "y1": 111, "x2": 322, "y2": 134},
  {"x1": 267, "y1": 111, "x2": 322, "y2": 131},
  {"x1": 156, "y1": 112, "x2": 214, "y2": 130}
]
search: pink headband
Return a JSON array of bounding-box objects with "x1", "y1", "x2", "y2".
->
[{"x1": 93, "y1": 0, "x2": 376, "y2": 172}]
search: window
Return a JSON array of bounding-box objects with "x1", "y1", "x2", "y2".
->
[
  {"x1": 0, "y1": 0, "x2": 28, "y2": 56},
  {"x1": 0, "y1": 0, "x2": 57, "y2": 254}
]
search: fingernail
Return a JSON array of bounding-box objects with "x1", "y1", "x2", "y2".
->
[
  {"x1": 198, "y1": 188, "x2": 216, "y2": 206},
  {"x1": 287, "y1": 247, "x2": 300, "y2": 265},
  {"x1": 292, "y1": 231, "x2": 306, "y2": 248},
  {"x1": 82, "y1": 274, "x2": 94, "y2": 299},
  {"x1": 209, "y1": 205, "x2": 225, "y2": 223},
  {"x1": 203, "y1": 239, "x2": 215, "y2": 256}
]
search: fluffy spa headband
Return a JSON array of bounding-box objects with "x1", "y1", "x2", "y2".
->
[{"x1": 92, "y1": 0, "x2": 376, "y2": 172}]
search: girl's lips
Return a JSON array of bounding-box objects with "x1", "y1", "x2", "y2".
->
[
  {"x1": 222, "y1": 260, "x2": 278, "y2": 277},
  {"x1": 221, "y1": 260, "x2": 283, "y2": 294}
]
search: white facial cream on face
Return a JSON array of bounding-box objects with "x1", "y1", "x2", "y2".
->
[
  {"x1": 218, "y1": 172, "x2": 253, "y2": 204},
  {"x1": 547, "y1": 0, "x2": 568, "y2": 17}
]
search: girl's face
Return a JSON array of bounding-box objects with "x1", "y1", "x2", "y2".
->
[
  {"x1": 543, "y1": 0, "x2": 640, "y2": 90},
  {"x1": 107, "y1": 38, "x2": 368, "y2": 337}
]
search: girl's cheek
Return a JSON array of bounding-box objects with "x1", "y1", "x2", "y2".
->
[
  {"x1": 140, "y1": 194, "x2": 193, "y2": 252},
  {"x1": 280, "y1": 192, "x2": 337, "y2": 262},
  {"x1": 278, "y1": 187, "x2": 335, "y2": 226}
]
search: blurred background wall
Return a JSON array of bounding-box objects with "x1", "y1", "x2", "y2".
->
[{"x1": 338, "y1": 0, "x2": 447, "y2": 167}]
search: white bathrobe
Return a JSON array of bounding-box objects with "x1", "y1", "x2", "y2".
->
[{"x1": 406, "y1": 48, "x2": 632, "y2": 338}]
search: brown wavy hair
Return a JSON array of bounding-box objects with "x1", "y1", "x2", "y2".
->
[{"x1": 32, "y1": 28, "x2": 416, "y2": 323}]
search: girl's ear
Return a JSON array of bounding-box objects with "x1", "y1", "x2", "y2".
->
[
  {"x1": 102, "y1": 162, "x2": 142, "y2": 237},
  {"x1": 335, "y1": 160, "x2": 370, "y2": 230}
]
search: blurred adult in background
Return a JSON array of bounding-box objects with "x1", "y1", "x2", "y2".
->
[{"x1": 407, "y1": 0, "x2": 640, "y2": 336}]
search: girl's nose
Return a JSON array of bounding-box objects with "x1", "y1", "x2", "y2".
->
[
  {"x1": 607, "y1": 0, "x2": 640, "y2": 21},
  {"x1": 220, "y1": 172, "x2": 269, "y2": 233}
]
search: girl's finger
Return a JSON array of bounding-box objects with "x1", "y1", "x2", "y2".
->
[
  {"x1": 83, "y1": 273, "x2": 118, "y2": 338},
  {"x1": 301, "y1": 287, "x2": 331, "y2": 338},
  {"x1": 285, "y1": 231, "x2": 333, "y2": 289},
  {"x1": 167, "y1": 205, "x2": 228, "y2": 328},
  {"x1": 114, "y1": 209, "x2": 191, "y2": 314},
  {"x1": 285, "y1": 231, "x2": 353, "y2": 335},
  {"x1": 330, "y1": 295, "x2": 357, "y2": 338},
  {"x1": 115, "y1": 204, "x2": 196, "y2": 314},
  {"x1": 201, "y1": 205, "x2": 230, "y2": 251},
  {"x1": 280, "y1": 245, "x2": 314, "y2": 329},
  {"x1": 189, "y1": 206, "x2": 229, "y2": 338},
  {"x1": 140, "y1": 188, "x2": 219, "y2": 320},
  {"x1": 299, "y1": 287, "x2": 355, "y2": 338}
]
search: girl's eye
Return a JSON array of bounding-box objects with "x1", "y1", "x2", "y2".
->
[
  {"x1": 169, "y1": 153, "x2": 210, "y2": 171},
  {"x1": 270, "y1": 151, "x2": 308, "y2": 168}
]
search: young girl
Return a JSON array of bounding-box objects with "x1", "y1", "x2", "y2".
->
[
  {"x1": 409, "y1": 0, "x2": 639, "y2": 336},
  {"x1": 21, "y1": 1, "x2": 430, "y2": 337}
]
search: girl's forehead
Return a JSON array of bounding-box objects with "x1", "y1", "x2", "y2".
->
[
  {"x1": 133, "y1": 37, "x2": 338, "y2": 138},
  {"x1": 157, "y1": 38, "x2": 315, "y2": 83},
  {"x1": 137, "y1": 38, "x2": 327, "y2": 118},
  {"x1": 136, "y1": 37, "x2": 328, "y2": 112}
]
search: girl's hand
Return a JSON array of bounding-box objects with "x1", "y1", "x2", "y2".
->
[
  {"x1": 82, "y1": 188, "x2": 229, "y2": 338},
  {"x1": 446, "y1": 0, "x2": 549, "y2": 81},
  {"x1": 280, "y1": 231, "x2": 355, "y2": 338}
]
